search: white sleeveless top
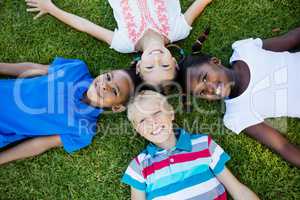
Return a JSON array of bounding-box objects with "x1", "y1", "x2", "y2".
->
[
  {"x1": 223, "y1": 38, "x2": 300, "y2": 134},
  {"x1": 108, "y1": 0, "x2": 192, "y2": 53}
]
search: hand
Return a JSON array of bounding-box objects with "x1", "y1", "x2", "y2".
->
[{"x1": 25, "y1": 0, "x2": 54, "y2": 19}]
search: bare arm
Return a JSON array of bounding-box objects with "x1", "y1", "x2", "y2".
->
[
  {"x1": 262, "y1": 27, "x2": 300, "y2": 52},
  {"x1": 26, "y1": 0, "x2": 113, "y2": 45},
  {"x1": 217, "y1": 167, "x2": 260, "y2": 200},
  {"x1": 0, "y1": 62, "x2": 49, "y2": 77},
  {"x1": 131, "y1": 187, "x2": 146, "y2": 200},
  {"x1": 184, "y1": 0, "x2": 213, "y2": 26},
  {"x1": 0, "y1": 135, "x2": 62, "y2": 165},
  {"x1": 245, "y1": 122, "x2": 300, "y2": 167}
]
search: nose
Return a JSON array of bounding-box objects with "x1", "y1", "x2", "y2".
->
[
  {"x1": 206, "y1": 82, "x2": 217, "y2": 95},
  {"x1": 99, "y1": 81, "x2": 112, "y2": 93},
  {"x1": 153, "y1": 55, "x2": 161, "y2": 67}
]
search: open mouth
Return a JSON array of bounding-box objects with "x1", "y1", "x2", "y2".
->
[{"x1": 149, "y1": 49, "x2": 164, "y2": 55}]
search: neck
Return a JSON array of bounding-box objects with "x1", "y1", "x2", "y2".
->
[
  {"x1": 227, "y1": 69, "x2": 239, "y2": 97},
  {"x1": 81, "y1": 90, "x2": 99, "y2": 108},
  {"x1": 139, "y1": 31, "x2": 165, "y2": 51},
  {"x1": 228, "y1": 62, "x2": 250, "y2": 98},
  {"x1": 155, "y1": 129, "x2": 177, "y2": 150}
]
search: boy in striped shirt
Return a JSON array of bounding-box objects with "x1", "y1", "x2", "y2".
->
[{"x1": 123, "y1": 90, "x2": 259, "y2": 200}]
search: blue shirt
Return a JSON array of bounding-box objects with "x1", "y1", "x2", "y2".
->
[
  {"x1": 0, "y1": 57, "x2": 103, "y2": 153},
  {"x1": 122, "y1": 129, "x2": 230, "y2": 200}
]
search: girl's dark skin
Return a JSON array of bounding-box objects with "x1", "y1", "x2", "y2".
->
[{"x1": 185, "y1": 27, "x2": 300, "y2": 167}]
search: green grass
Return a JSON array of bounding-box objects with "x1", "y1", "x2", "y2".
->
[{"x1": 0, "y1": 0, "x2": 300, "y2": 199}]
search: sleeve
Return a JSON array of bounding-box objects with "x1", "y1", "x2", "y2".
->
[
  {"x1": 121, "y1": 157, "x2": 147, "y2": 191},
  {"x1": 110, "y1": 30, "x2": 136, "y2": 53},
  {"x1": 48, "y1": 57, "x2": 89, "y2": 75},
  {"x1": 230, "y1": 38, "x2": 263, "y2": 64},
  {"x1": 48, "y1": 57, "x2": 91, "y2": 82},
  {"x1": 169, "y1": 14, "x2": 192, "y2": 43},
  {"x1": 223, "y1": 112, "x2": 264, "y2": 134},
  {"x1": 59, "y1": 132, "x2": 95, "y2": 153},
  {"x1": 208, "y1": 136, "x2": 231, "y2": 175}
]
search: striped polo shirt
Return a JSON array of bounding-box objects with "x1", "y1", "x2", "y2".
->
[{"x1": 122, "y1": 128, "x2": 230, "y2": 200}]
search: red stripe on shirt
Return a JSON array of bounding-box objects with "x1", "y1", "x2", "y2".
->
[
  {"x1": 214, "y1": 191, "x2": 227, "y2": 200},
  {"x1": 208, "y1": 135, "x2": 212, "y2": 146},
  {"x1": 142, "y1": 149, "x2": 210, "y2": 178}
]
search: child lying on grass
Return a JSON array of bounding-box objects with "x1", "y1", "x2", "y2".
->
[
  {"x1": 25, "y1": 0, "x2": 212, "y2": 86},
  {"x1": 124, "y1": 90, "x2": 260, "y2": 200},
  {"x1": 0, "y1": 57, "x2": 140, "y2": 165}
]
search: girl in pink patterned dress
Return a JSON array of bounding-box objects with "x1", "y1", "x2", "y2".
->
[{"x1": 25, "y1": 0, "x2": 213, "y2": 86}]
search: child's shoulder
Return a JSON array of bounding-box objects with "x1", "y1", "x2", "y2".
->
[
  {"x1": 179, "y1": 129, "x2": 212, "y2": 148},
  {"x1": 189, "y1": 132, "x2": 209, "y2": 139},
  {"x1": 184, "y1": 130, "x2": 210, "y2": 142},
  {"x1": 128, "y1": 150, "x2": 150, "y2": 168},
  {"x1": 189, "y1": 133, "x2": 211, "y2": 150}
]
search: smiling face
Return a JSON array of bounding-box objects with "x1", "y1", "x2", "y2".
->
[
  {"x1": 186, "y1": 59, "x2": 233, "y2": 100},
  {"x1": 138, "y1": 46, "x2": 177, "y2": 86},
  {"x1": 86, "y1": 70, "x2": 134, "y2": 109},
  {"x1": 128, "y1": 91, "x2": 175, "y2": 145}
]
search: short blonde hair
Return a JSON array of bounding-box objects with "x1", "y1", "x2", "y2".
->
[{"x1": 127, "y1": 90, "x2": 173, "y2": 123}]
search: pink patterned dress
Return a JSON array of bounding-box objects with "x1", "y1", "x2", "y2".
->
[{"x1": 108, "y1": 0, "x2": 192, "y2": 53}]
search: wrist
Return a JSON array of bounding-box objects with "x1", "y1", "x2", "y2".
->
[
  {"x1": 203, "y1": 0, "x2": 213, "y2": 4},
  {"x1": 45, "y1": 2, "x2": 57, "y2": 14}
]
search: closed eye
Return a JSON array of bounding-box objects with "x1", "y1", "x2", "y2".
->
[
  {"x1": 153, "y1": 111, "x2": 162, "y2": 116},
  {"x1": 145, "y1": 66, "x2": 154, "y2": 70},
  {"x1": 162, "y1": 64, "x2": 170, "y2": 68},
  {"x1": 139, "y1": 118, "x2": 145, "y2": 124}
]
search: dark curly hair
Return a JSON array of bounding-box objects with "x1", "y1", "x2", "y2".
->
[{"x1": 177, "y1": 27, "x2": 212, "y2": 94}]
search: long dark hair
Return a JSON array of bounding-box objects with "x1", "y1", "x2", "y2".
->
[
  {"x1": 122, "y1": 68, "x2": 142, "y2": 100},
  {"x1": 177, "y1": 27, "x2": 212, "y2": 94},
  {"x1": 176, "y1": 28, "x2": 212, "y2": 110}
]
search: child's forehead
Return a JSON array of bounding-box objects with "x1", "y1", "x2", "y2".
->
[
  {"x1": 136, "y1": 99, "x2": 163, "y2": 112},
  {"x1": 131, "y1": 98, "x2": 168, "y2": 117}
]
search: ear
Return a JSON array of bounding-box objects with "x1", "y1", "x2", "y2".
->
[
  {"x1": 136, "y1": 61, "x2": 141, "y2": 75},
  {"x1": 210, "y1": 57, "x2": 221, "y2": 65},
  {"x1": 112, "y1": 104, "x2": 126, "y2": 113}
]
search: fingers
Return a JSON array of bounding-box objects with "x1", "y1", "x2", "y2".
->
[
  {"x1": 34, "y1": 12, "x2": 45, "y2": 20},
  {"x1": 25, "y1": 0, "x2": 38, "y2": 4},
  {"x1": 26, "y1": 2, "x2": 38, "y2": 7},
  {"x1": 27, "y1": 8, "x2": 40, "y2": 12}
]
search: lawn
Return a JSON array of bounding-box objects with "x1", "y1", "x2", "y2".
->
[{"x1": 0, "y1": 0, "x2": 300, "y2": 199}]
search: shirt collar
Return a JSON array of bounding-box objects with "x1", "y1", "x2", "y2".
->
[{"x1": 146, "y1": 128, "x2": 192, "y2": 157}]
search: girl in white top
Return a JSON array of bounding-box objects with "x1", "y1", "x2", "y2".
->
[
  {"x1": 25, "y1": 0, "x2": 213, "y2": 86},
  {"x1": 179, "y1": 27, "x2": 300, "y2": 167}
]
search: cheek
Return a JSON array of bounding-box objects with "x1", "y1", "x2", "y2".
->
[
  {"x1": 99, "y1": 94, "x2": 115, "y2": 107},
  {"x1": 164, "y1": 69, "x2": 176, "y2": 80},
  {"x1": 188, "y1": 79, "x2": 200, "y2": 94},
  {"x1": 137, "y1": 124, "x2": 152, "y2": 137}
]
